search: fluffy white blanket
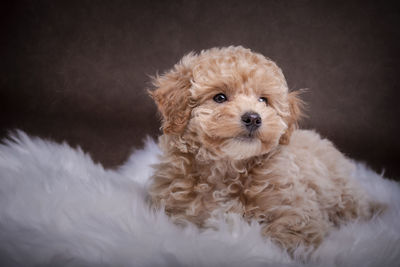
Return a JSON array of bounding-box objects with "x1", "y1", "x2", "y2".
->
[{"x1": 0, "y1": 131, "x2": 399, "y2": 267}]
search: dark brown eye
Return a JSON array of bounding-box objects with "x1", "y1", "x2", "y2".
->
[
  {"x1": 259, "y1": 97, "x2": 268, "y2": 105},
  {"x1": 213, "y1": 93, "x2": 227, "y2": 103}
]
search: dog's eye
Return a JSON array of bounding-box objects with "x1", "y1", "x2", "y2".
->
[
  {"x1": 258, "y1": 97, "x2": 268, "y2": 105},
  {"x1": 213, "y1": 93, "x2": 228, "y2": 103}
]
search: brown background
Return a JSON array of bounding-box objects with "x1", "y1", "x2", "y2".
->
[{"x1": 1, "y1": 0, "x2": 399, "y2": 179}]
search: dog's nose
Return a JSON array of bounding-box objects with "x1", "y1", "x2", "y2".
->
[{"x1": 241, "y1": 112, "x2": 262, "y2": 131}]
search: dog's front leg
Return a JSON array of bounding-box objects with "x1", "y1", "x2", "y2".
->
[{"x1": 258, "y1": 208, "x2": 328, "y2": 254}]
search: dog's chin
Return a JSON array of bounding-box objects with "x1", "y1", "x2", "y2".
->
[{"x1": 219, "y1": 136, "x2": 265, "y2": 160}]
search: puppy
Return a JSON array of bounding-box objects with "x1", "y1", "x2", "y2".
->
[{"x1": 148, "y1": 46, "x2": 377, "y2": 253}]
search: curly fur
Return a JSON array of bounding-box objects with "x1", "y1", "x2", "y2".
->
[{"x1": 148, "y1": 46, "x2": 380, "y2": 254}]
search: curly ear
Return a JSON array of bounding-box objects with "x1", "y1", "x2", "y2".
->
[
  {"x1": 279, "y1": 90, "x2": 304, "y2": 145},
  {"x1": 149, "y1": 53, "x2": 196, "y2": 135}
]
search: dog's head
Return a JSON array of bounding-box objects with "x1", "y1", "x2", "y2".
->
[{"x1": 150, "y1": 46, "x2": 302, "y2": 160}]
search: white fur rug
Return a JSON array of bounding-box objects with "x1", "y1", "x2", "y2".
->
[{"x1": 0, "y1": 131, "x2": 399, "y2": 267}]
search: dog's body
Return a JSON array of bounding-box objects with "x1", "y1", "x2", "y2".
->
[{"x1": 148, "y1": 46, "x2": 376, "y2": 253}]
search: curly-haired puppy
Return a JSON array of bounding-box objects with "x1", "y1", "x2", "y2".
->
[{"x1": 148, "y1": 46, "x2": 378, "y2": 253}]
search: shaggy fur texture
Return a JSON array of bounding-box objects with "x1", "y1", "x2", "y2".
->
[
  {"x1": 148, "y1": 46, "x2": 380, "y2": 253},
  {"x1": 0, "y1": 132, "x2": 399, "y2": 266}
]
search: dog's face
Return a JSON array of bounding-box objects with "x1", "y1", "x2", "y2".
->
[{"x1": 151, "y1": 46, "x2": 302, "y2": 160}]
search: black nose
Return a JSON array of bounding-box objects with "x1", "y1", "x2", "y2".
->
[{"x1": 241, "y1": 112, "x2": 262, "y2": 131}]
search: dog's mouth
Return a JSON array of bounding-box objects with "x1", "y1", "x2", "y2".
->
[
  {"x1": 220, "y1": 133, "x2": 264, "y2": 160},
  {"x1": 235, "y1": 132, "x2": 258, "y2": 142}
]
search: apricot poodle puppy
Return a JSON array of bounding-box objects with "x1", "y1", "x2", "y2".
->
[{"x1": 148, "y1": 46, "x2": 377, "y2": 253}]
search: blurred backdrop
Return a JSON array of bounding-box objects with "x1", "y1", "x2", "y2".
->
[{"x1": 1, "y1": 0, "x2": 399, "y2": 179}]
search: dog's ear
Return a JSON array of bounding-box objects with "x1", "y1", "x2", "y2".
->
[
  {"x1": 279, "y1": 90, "x2": 304, "y2": 145},
  {"x1": 149, "y1": 53, "x2": 196, "y2": 135}
]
